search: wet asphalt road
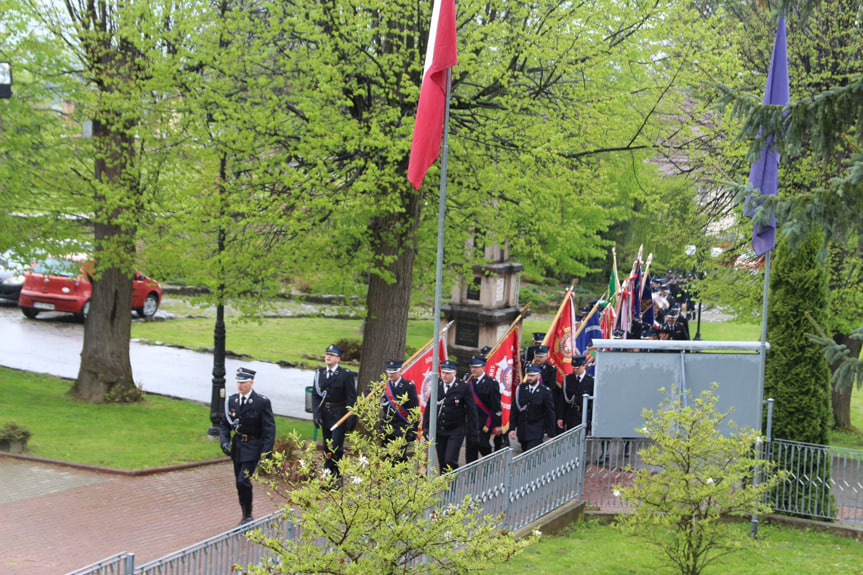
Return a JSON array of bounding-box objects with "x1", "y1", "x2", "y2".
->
[{"x1": 0, "y1": 300, "x2": 313, "y2": 420}]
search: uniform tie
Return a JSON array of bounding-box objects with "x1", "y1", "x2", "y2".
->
[
  {"x1": 241, "y1": 396, "x2": 246, "y2": 406},
  {"x1": 327, "y1": 369, "x2": 333, "y2": 379},
  {"x1": 444, "y1": 384, "x2": 450, "y2": 395}
]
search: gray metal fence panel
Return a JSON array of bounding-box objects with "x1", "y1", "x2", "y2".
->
[
  {"x1": 442, "y1": 447, "x2": 513, "y2": 525},
  {"x1": 135, "y1": 511, "x2": 289, "y2": 575},
  {"x1": 65, "y1": 552, "x2": 134, "y2": 575},
  {"x1": 505, "y1": 425, "x2": 584, "y2": 531},
  {"x1": 581, "y1": 437, "x2": 654, "y2": 510},
  {"x1": 767, "y1": 438, "x2": 863, "y2": 525}
]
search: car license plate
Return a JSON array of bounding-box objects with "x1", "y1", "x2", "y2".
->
[{"x1": 34, "y1": 302, "x2": 55, "y2": 310}]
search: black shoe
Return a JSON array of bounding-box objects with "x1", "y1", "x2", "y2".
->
[{"x1": 238, "y1": 504, "x2": 253, "y2": 526}]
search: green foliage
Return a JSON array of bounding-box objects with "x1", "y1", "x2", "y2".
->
[
  {"x1": 616, "y1": 384, "x2": 786, "y2": 575},
  {"x1": 764, "y1": 234, "x2": 835, "y2": 517},
  {"x1": 765, "y1": 235, "x2": 832, "y2": 445},
  {"x1": 251, "y1": 382, "x2": 534, "y2": 573},
  {"x1": 0, "y1": 421, "x2": 32, "y2": 441}
]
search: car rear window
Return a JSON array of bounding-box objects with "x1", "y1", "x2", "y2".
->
[{"x1": 32, "y1": 258, "x2": 81, "y2": 278}]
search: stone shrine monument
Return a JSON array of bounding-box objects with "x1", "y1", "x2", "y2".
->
[{"x1": 443, "y1": 242, "x2": 523, "y2": 365}]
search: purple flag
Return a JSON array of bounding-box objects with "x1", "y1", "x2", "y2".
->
[{"x1": 744, "y1": 16, "x2": 789, "y2": 256}]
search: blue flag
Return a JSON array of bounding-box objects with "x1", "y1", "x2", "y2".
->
[
  {"x1": 744, "y1": 16, "x2": 789, "y2": 256},
  {"x1": 576, "y1": 311, "x2": 602, "y2": 377}
]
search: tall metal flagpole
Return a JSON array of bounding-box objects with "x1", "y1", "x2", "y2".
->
[
  {"x1": 751, "y1": 250, "x2": 771, "y2": 537},
  {"x1": 428, "y1": 67, "x2": 454, "y2": 476}
]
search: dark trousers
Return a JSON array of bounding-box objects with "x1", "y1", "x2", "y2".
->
[
  {"x1": 321, "y1": 407, "x2": 348, "y2": 477},
  {"x1": 520, "y1": 437, "x2": 543, "y2": 452},
  {"x1": 322, "y1": 422, "x2": 346, "y2": 477},
  {"x1": 494, "y1": 433, "x2": 510, "y2": 451},
  {"x1": 435, "y1": 431, "x2": 464, "y2": 472},
  {"x1": 232, "y1": 458, "x2": 259, "y2": 507},
  {"x1": 465, "y1": 429, "x2": 493, "y2": 463}
]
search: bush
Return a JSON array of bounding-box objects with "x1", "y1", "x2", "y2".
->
[
  {"x1": 251, "y1": 381, "x2": 535, "y2": 573},
  {"x1": 616, "y1": 384, "x2": 787, "y2": 575},
  {"x1": 334, "y1": 338, "x2": 362, "y2": 362},
  {"x1": 0, "y1": 422, "x2": 32, "y2": 441}
]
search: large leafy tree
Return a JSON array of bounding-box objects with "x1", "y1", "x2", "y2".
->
[
  {"x1": 206, "y1": 0, "x2": 734, "y2": 389},
  {"x1": 3, "y1": 0, "x2": 211, "y2": 402}
]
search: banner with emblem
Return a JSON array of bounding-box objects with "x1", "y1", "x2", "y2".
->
[
  {"x1": 402, "y1": 334, "x2": 449, "y2": 417},
  {"x1": 542, "y1": 289, "x2": 577, "y2": 386},
  {"x1": 486, "y1": 324, "x2": 521, "y2": 433}
]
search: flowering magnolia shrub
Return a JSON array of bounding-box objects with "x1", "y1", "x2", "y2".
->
[
  {"x1": 615, "y1": 384, "x2": 787, "y2": 575},
  {"x1": 249, "y1": 379, "x2": 535, "y2": 573}
]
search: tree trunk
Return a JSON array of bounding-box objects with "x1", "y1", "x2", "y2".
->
[
  {"x1": 830, "y1": 332, "x2": 862, "y2": 430},
  {"x1": 70, "y1": 121, "x2": 141, "y2": 403},
  {"x1": 357, "y1": 187, "x2": 423, "y2": 393}
]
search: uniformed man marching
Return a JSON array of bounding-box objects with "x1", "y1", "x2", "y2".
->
[
  {"x1": 556, "y1": 355, "x2": 594, "y2": 435},
  {"x1": 526, "y1": 345, "x2": 558, "y2": 389},
  {"x1": 666, "y1": 305, "x2": 690, "y2": 341},
  {"x1": 521, "y1": 332, "x2": 546, "y2": 368},
  {"x1": 311, "y1": 344, "x2": 357, "y2": 479},
  {"x1": 380, "y1": 359, "x2": 419, "y2": 461},
  {"x1": 423, "y1": 359, "x2": 478, "y2": 472},
  {"x1": 464, "y1": 355, "x2": 502, "y2": 463},
  {"x1": 219, "y1": 367, "x2": 276, "y2": 526},
  {"x1": 509, "y1": 364, "x2": 556, "y2": 452}
]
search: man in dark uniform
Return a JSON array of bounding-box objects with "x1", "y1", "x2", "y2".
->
[
  {"x1": 464, "y1": 355, "x2": 502, "y2": 463},
  {"x1": 666, "y1": 306, "x2": 690, "y2": 341},
  {"x1": 311, "y1": 344, "x2": 357, "y2": 479},
  {"x1": 509, "y1": 364, "x2": 556, "y2": 452},
  {"x1": 380, "y1": 359, "x2": 419, "y2": 461},
  {"x1": 521, "y1": 332, "x2": 545, "y2": 368},
  {"x1": 526, "y1": 345, "x2": 558, "y2": 389},
  {"x1": 556, "y1": 355, "x2": 594, "y2": 436},
  {"x1": 423, "y1": 359, "x2": 478, "y2": 472},
  {"x1": 219, "y1": 367, "x2": 276, "y2": 525}
]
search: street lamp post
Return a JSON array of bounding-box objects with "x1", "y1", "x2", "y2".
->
[
  {"x1": 0, "y1": 63, "x2": 12, "y2": 99},
  {"x1": 207, "y1": 149, "x2": 228, "y2": 438}
]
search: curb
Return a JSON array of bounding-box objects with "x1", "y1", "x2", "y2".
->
[{"x1": 0, "y1": 451, "x2": 229, "y2": 476}]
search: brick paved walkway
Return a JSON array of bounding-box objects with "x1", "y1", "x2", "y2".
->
[{"x1": 0, "y1": 456, "x2": 280, "y2": 575}]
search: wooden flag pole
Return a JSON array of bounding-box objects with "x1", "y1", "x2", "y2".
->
[{"x1": 639, "y1": 252, "x2": 653, "y2": 300}]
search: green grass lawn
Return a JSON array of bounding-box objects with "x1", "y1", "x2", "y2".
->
[
  {"x1": 0, "y1": 367, "x2": 315, "y2": 469},
  {"x1": 499, "y1": 519, "x2": 863, "y2": 574},
  {"x1": 133, "y1": 316, "x2": 435, "y2": 366}
]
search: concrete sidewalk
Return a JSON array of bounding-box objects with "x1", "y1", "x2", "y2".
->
[{"x1": 0, "y1": 456, "x2": 282, "y2": 575}]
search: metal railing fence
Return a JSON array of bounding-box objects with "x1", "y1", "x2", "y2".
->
[
  {"x1": 136, "y1": 511, "x2": 289, "y2": 575},
  {"x1": 579, "y1": 436, "x2": 863, "y2": 528},
  {"x1": 766, "y1": 438, "x2": 863, "y2": 525},
  {"x1": 440, "y1": 446, "x2": 512, "y2": 524},
  {"x1": 580, "y1": 437, "x2": 652, "y2": 510},
  {"x1": 67, "y1": 426, "x2": 586, "y2": 575},
  {"x1": 65, "y1": 552, "x2": 135, "y2": 575},
  {"x1": 504, "y1": 425, "x2": 584, "y2": 530}
]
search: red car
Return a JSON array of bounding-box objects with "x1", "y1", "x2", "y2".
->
[{"x1": 18, "y1": 255, "x2": 163, "y2": 320}]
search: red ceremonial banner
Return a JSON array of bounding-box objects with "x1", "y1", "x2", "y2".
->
[
  {"x1": 407, "y1": 0, "x2": 458, "y2": 189},
  {"x1": 485, "y1": 325, "x2": 520, "y2": 431},
  {"x1": 401, "y1": 337, "x2": 448, "y2": 417},
  {"x1": 545, "y1": 292, "x2": 576, "y2": 386}
]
